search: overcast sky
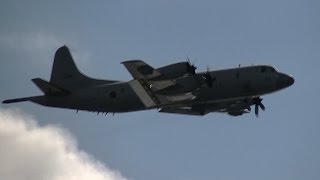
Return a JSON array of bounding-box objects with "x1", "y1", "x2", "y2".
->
[{"x1": 1, "y1": 0, "x2": 319, "y2": 180}]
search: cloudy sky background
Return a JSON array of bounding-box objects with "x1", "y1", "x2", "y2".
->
[
  {"x1": 0, "y1": 0, "x2": 319, "y2": 180},
  {"x1": 0, "y1": 108, "x2": 126, "y2": 180}
]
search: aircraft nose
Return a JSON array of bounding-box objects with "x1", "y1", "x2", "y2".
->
[
  {"x1": 288, "y1": 75, "x2": 295, "y2": 86},
  {"x1": 277, "y1": 73, "x2": 295, "y2": 88}
]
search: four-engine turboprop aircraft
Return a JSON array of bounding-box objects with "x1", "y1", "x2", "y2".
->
[{"x1": 3, "y1": 46, "x2": 294, "y2": 117}]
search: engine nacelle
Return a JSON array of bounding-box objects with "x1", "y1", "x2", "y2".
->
[
  {"x1": 228, "y1": 111, "x2": 244, "y2": 116},
  {"x1": 153, "y1": 62, "x2": 196, "y2": 80}
]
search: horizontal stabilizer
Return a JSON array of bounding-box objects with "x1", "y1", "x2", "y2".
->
[
  {"x1": 3, "y1": 95, "x2": 46, "y2": 105},
  {"x1": 32, "y1": 78, "x2": 70, "y2": 96},
  {"x1": 2, "y1": 97, "x2": 31, "y2": 104}
]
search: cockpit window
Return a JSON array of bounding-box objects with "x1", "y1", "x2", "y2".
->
[
  {"x1": 261, "y1": 66, "x2": 277, "y2": 73},
  {"x1": 269, "y1": 67, "x2": 277, "y2": 72}
]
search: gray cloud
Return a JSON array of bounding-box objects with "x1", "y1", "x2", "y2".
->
[
  {"x1": 0, "y1": 108, "x2": 127, "y2": 180},
  {"x1": 0, "y1": 32, "x2": 62, "y2": 52},
  {"x1": 0, "y1": 32, "x2": 91, "y2": 66}
]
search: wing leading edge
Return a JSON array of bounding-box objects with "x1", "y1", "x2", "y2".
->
[
  {"x1": 121, "y1": 60, "x2": 161, "y2": 79},
  {"x1": 123, "y1": 60, "x2": 196, "y2": 108}
]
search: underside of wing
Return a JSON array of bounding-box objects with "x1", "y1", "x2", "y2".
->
[
  {"x1": 159, "y1": 107, "x2": 208, "y2": 116},
  {"x1": 129, "y1": 79, "x2": 196, "y2": 108},
  {"x1": 186, "y1": 97, "x2": 257, "y2": 116},
  {"x1": 158, "y1": 97, "x2": 254, "y2": 116}
]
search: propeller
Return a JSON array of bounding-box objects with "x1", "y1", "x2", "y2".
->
[
  {"x1": 203, "y1": 65, "x2": 213, "y2": 87},
  {"x1": 186, "y1": 56, "x2": 197, "y2": 75},
  {"x1": 253, "y1": 97, "x2": 266, "y2": 117}
]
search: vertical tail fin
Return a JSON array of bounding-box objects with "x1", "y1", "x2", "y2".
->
[
  {"x1": 50, "y1": 46, "x2": 81, "y2": 85},
  {"x1": 49, "y1": 46, "x2": 117, "y2": 90}
]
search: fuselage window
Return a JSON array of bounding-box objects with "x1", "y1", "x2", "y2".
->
[
  {"x1": 261, "y1": 67, "x2": 266, "y2": 73},
  {"x1": 236, "y1": 73, "x2": 240, "y2": 78}
]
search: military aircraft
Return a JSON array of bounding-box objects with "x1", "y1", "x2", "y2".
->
[{"x1": 3, "y1": 46, "x2": 294, "y2": 117}]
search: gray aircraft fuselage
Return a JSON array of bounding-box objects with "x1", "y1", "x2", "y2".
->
[
  {"x1": 27, "y1": 66, "x2": 293, "y2": 112},
  {"x1": 3, "y1": 46, "x2": 294, "y2": 116}
]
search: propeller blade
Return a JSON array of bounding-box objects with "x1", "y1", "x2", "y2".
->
[
  {"x1": 252, "y1": 97, "x2": 266, "y2": 117},
  {"x1": 186, "y1": 56, "x2": 197, "y2": 75},
  {"x1": 259, "y1": 103, "x2": 266, "y2": 111},
  {"x1": 203, "y1": 73, "x2": 213, "y2": 87},
  {"x1": 187, "y1": 56, "x2": 191, "y2": 65},
  {"x1": 200, "y1": 65, "x2": 213, "y2": 87},
  {"x1": 255, "y1": 104, "x2": 259, "y2": 117}
]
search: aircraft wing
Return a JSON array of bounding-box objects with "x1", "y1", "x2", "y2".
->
[
  {"x1": 128, "y1": 79, "x2": 161, "y2": 107},
  {"x1": 159, "y1": 97, "x2": 257, "y2": 116},
  {"x1": 211, "y1": 98, "x2": 252, "y2": 116},
  {"x1": 122, "y1": 60, "x2": 181, "y2": 91},
  {"x1": 218, "y1": 97, "x2": 264, "y2": 116},
  {"x1": 122, "y1": 60, "x2": 162, "y2": 79},
  {"x1": 129, "y1": 79, "x2": 196, "y2": 108},
  {"x1": 159, "y1": 107, "x2": 208, "y2": 116},
  {"x1": 123, "y1": 60, "x2": 197, "y2": 107}
]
